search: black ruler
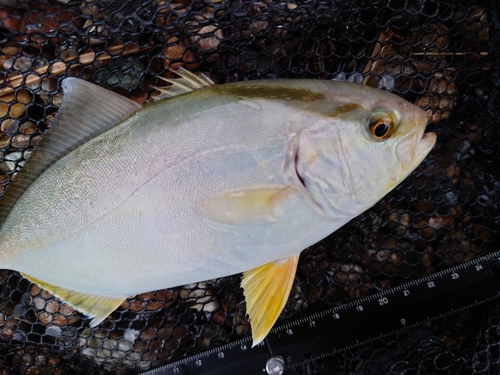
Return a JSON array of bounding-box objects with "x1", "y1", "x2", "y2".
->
[{"x1": 140, "y1": 251, "x2": 500, "y2": 375}]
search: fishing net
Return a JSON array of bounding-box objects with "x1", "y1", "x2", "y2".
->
[{"x1": 0, "y1": 0, "x2": 498, "y2": 373}]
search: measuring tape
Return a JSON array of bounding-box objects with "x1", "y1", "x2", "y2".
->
[{"x1": 140, "y1": 250, "x2": 500, "y2": 375}]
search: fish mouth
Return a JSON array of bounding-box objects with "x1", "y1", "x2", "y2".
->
[
  {"x1": 414, "y1": 131, "x2": 437, "y2": 166},
  {"x1": 392, "y1": 130, "x2": 436, "y2": 191},
  {"x1": 396, "y1": 128, "x2": 436, "y2": 169}
]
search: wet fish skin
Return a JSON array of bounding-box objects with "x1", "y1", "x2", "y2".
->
[{"x1": 0, "y1": 70, "x2": 436, "y2": 345}]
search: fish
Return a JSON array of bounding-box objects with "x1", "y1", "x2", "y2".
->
[{"x1": 0, "y1": 68, "x2": 436, "y2": 346}]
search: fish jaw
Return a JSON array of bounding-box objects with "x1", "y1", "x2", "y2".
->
[
  {"x1": 394, "y1": 102, "x2": 433, "y2": 165},
  {"x1": 392, "y1": 105, "x2": 436, "y2": 189},
  {"x1": 386, "y1": 130, "x2": 436, "y2": 192},
  {"x1": 414, "y1": 131, "x2": 437, "y2": 166}
]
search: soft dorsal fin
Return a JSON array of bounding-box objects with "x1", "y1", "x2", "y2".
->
[
  {"x1": 155, "y1": 67, "x2": 214, "y2": 99},
  {"x1": 0, "y1": 78, "x2": 142, "y2": 227}
]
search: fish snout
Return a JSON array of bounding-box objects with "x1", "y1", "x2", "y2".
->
[
  {"x1": 395, "y1": 104, "x2": 434, "y2": 165},
  {"x1": 414, "y1": 131, "x2": 437, "y2": 165}
]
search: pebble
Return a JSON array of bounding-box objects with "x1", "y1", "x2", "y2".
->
[
  {"x1": 156, "y1": 327, "x2": 171, "y2": 340},
  {"x1": 45, "y1": 301, "x2": 59, "y2": 314},
  {"x1": 38, "y1": 312, "x2": 52, "y2": 325},
  {"x1": 88, "y1": 338, "x2": 102, "y2": 349},
  {"x1": 53, "y1": 315, "x2": 66, "y2": 326},
  {"x1": 145, "y1": 301, "x2": 162, "y2": 311},
  {"x1": 82, "y1": 348, "x2": 96, "y2": 357},
  {"x1": 130, "y1": 301, "x2": 146, "y2": 312},
  {"x1": 46, "y1": 326, "x2": 61, "y2": 337},
  {"x1": 138, "y1": 292, "x2": 155, "y2": 301},
  {"x1": 445, "y1": 192, "x2": 457, "y2": 204},
  {"x1": 112, "y1": 351, "x2": 126, "y2": 359},
  {"x1": 13, "y1": 56, "x2": 32, "y2": 72},
  {"x1": 59, "y1": 304, "x2": 73, "y2": 316},
  {"x1": 172, "y1": 325, "x2": 187, "y2": 339},
  {"x1": 155, "y1": 289, "x2": 173, "y2": 301},
  {"x1": 118, "y1": 340, "x2": 133, "y2": 352},
  {"x1": 97, "y1": 349, "x2": 111, "y2": 358},
  {"x1": 12, "y1": 134, "x2": 29, "y2": 148},
  {"x1": 103, "y1": 339, "x2": 117, "y2": 350},
  {"x1": 196, "y1": 25, "x2": 223, "y2": 51},
  {"x1": 33, "y1": 297, "x2": 45, "y2": 310},
  {"x1": 162, "y1": 37, "x2": 196, "y2": 70}
]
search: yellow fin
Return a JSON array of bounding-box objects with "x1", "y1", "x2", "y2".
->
[
  {"x1": 21, "y1": 273, "x2": 125, "y2": 327},
  {"x1": 241, "y1": 255, "x2": 299, "y2": 346},
  {"x1": 197, "y1": 185, "x2": 295, "y2": 225}
]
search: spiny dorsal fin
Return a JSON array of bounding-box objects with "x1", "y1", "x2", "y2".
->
[
  {"x1": 21, "y1": 273, "x2": 126, "y2": 327},
  {"x1": 0, "y1": 78, "x2": 142, "y2": 228},
  {"x1": 155, "y1": 67, "x2": 214, "y2": 99}
]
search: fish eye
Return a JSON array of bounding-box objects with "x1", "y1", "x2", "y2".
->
[{"x1": 369, "y1": 110, "x2": 395, "y2": 140}]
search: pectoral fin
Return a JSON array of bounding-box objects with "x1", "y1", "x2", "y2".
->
[
  {"x1": 241, "y1": 255, "x2": 299, "y2": 346},
  {"x1": 21, "y1": 273, "x2": 125, "y2": 327},
  {"x1": 198, "y1": 185, "x2": 295, "y2": 225}
]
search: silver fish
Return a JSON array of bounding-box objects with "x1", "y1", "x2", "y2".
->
[{"x1": 0, "y1": 69, "x2": 436, "y2": 345}]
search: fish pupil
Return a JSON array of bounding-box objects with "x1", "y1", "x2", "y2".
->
[{"x1": 374, "y1": 123, "x2": 389, "y2": 137}]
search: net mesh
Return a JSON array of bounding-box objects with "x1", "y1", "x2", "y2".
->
[{"x1": 0, "y1": 0, "x2": 498, "y2": 373}]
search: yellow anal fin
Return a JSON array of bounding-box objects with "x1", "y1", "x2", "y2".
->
[
  {"x1": 197, "y1": 185, "x2": 295, "y2": 225},
  {"x1": 21, "y1": 273, "x2": 125, "y2": 327},
  {"x1": 241, "y1": 255, "x2": 299, "y2": 346}
]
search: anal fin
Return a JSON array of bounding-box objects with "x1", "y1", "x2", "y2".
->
[
  {"x1": 21, "y1": 273, "x2": 126, "y2": 327},
  {"x1": 241, "y1": 255, "x2": 299, "y2": 346}
]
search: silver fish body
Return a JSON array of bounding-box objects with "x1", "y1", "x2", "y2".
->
[{"x1": 0, "y1": 73, "x2": 436, "y2": 344}]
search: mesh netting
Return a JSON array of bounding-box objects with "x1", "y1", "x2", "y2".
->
[{"x1": 0, "y1": 0, "x2": 498, "y2": 374}]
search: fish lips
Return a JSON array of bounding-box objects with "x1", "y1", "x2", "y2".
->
[
  {"x1": 396, "y1": 130, "x2": 436, "y2": 170},
  {"x1": 414, "y1": 131, "x2": 437, "y2": 164}
]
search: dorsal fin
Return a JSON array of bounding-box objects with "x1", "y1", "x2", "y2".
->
[
  {"x1": 154, "y1": 67, "x2": 214, "y2": 99},
  {"x1": 0, "y1": 78, "x2": 142, "y2": 227}
]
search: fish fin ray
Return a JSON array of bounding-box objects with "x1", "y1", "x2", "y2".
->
[
  {"x1": 0, "y1": 78, "x2": 141, "y2": 228},
  {"x1": 241, "y1": 255, "x2": 299, "y2": 346},
  {"x1": 21, "y1": 273, "x2": 125, "y2": 327},
  {"x1": 154, "y1": 67, "x2": 214, "y2": 100},
  {"x1": 197, "y1": 185, "x2": 295, "y2": 225}
]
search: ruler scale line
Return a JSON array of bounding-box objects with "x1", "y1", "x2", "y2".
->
[{"x1": 142, "y1": 251, "x2": 500, "y2": 375}]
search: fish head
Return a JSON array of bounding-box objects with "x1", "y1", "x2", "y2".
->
[{"x1": 294, "y1": 81, "x2": 437, "y2": 219}]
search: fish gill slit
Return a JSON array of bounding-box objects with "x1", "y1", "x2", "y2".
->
[{"x1": 294, "y1": 152, "x2": 306, "y2": 188}]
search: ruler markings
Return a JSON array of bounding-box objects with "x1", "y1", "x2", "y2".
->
[
  {"x1": 288, "y1": 292, "x2": 500, "y2": 370},
  {"x1": 142, "y1": 251, "x2": 500, "y2": 375}
]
